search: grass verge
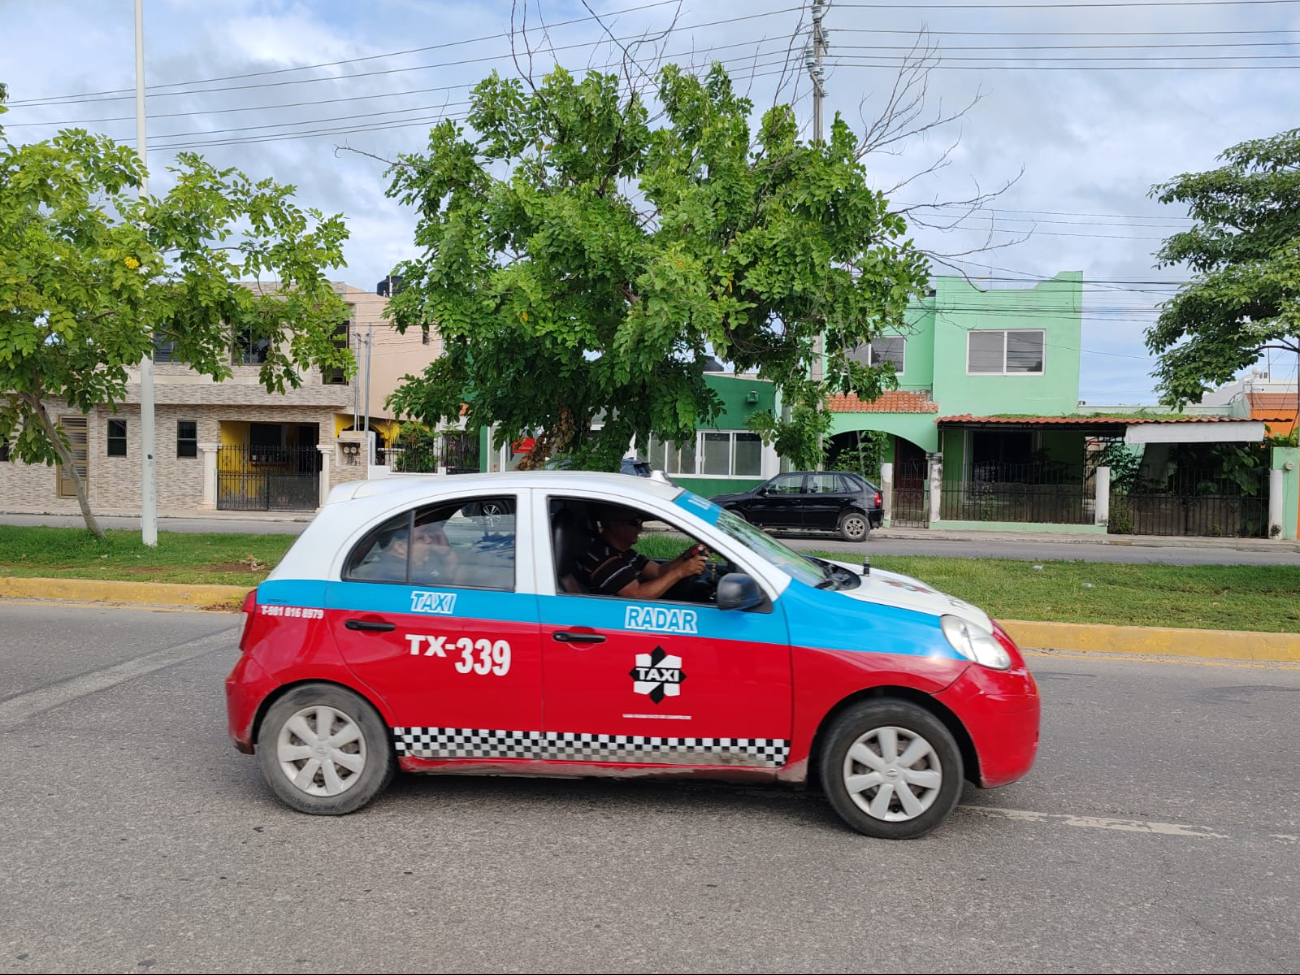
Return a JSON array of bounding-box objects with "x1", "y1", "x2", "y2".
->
[{"x1": 3, "y1": 525, "x2": 1298, "y2": 633}]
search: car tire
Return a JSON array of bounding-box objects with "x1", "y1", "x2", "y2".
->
[
  {"x1": 257, "y1": 683, "x2": 395, "y2": 816},
  {"x1": 837, "y1": 509, "x2": 870, "y2": 542},
  {"x1": 821, "y1": 699, "x2": 963, "y2": 839},
  {"x1": 727, "y1": 507, "x2": 748, "y2": 523}
]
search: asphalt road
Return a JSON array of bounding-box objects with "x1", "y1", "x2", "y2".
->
[
  {"x1": 1, "y1": 603, "x2": 1297, "y2": 973},
  {"x1": 5, "y1": 511, "x2": 1298, "y2": 565}
]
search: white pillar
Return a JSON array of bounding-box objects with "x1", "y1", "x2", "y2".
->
[
  {"x1": 1269, "y1": 468, "x2": 1284, "y2": 539},
  {"x1": 1095, "y1": 465, "x2": 1111, "y2": 527},
  {"x1": 880, "y1": 461, "x2": 894, "y2": 526},
  {"x1": 318, "y1": 445, "x2": 332, "y2": 509},
  {"x1": 199, "y1": 443, "x2": 218, "y2": 510},
  {"x1": 928, "y1": 453, "x2": 943, "y2": 525}
]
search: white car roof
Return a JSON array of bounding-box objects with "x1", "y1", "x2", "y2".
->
[{"x1": 331, "y1": 470, "x2": 683, "y2": 506}]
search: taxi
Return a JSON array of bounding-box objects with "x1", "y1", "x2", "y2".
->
[{"x1": 226, "y1": 472, "x2": 1040, "y2": 839}]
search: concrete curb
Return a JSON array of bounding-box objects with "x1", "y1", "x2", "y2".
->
[
  {"x1": 0, "y1": 577, "x2": 249, "y2": 610},
  {"x1": 1001, "y1": 619, "x2": 1300, "y2": 664},
  {"x1": 3, "y1": 577, "x2": 1299, "y2": 664}
]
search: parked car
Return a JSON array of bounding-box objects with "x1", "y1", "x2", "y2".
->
[
  {"x1": 710, "y1": 471, "x2": 883, "y2": 542},
  {"x1": 227, "y1": 472, "x2": 1039, "y2": 839}
]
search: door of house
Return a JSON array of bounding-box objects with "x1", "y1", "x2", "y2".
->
[
  {"x1": 891, "y1": 440, "x2": 928, "y2": 528},
  {"x1": 57, "y1": 416, "x2": 88, "y2": 498}
]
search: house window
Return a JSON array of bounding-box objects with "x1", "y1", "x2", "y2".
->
[
  {"x1": 233, "y1": 325, "x2": 271, "y2": 365},
  {"x1": 107, "y1": 419, "x2": 127, "y2": 457},
  {"x1": 650, "y1": 432, "x2": 761, "y2": 477},
  {"x1": 849, "y1": 337, "x2": 906, "y2": 375},
  {"x1": 177, "y1": 421, "x2": 198, "y2": 458},
  {"x1": 323, "y1": 321, "x2": 349, "y2": 385},
  {"x1": 153, "y1": 332, "x2": 179, "y2": 363},
  {"x1": 869, "y1": 337, "x2": 906, "y2": 374},
  {"x1": 967, "y1": 330, "x2": 1045, "y2": 375}
]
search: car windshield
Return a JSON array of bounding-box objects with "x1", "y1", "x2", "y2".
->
[{"x1": 677, "y1": 492, "x2": 825, "y2": 587}]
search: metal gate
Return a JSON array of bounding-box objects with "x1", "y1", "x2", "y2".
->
[
  {"x1": 217, "y1": 445, "x2": 320, "y2": 511},
  {"x1": 891, "y1": 458, "x2": 929, "y2": 527}
]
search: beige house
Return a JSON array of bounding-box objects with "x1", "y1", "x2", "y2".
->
[{"x1": 0, "y1": 282, "x2": 441, "y2": 515}]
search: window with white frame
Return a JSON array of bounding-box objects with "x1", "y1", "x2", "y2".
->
[
  {"x1": 848, "y1": 336, "x2": 906, "y2": 375},
  {"x1": 646, "y1": 432, "x2": 761, "y2": 477},
  {"x1": 967, "y1": 329, "x2": 1045, "y2": 375}
]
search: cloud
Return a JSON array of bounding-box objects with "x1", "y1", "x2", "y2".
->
[{"x1": 6, "y1": 0, "x2": 1297, "y2": 406}]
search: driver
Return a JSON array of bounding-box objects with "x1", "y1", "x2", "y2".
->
[{"x1": 579, "y1": 505, "x2": 708, "y2": 600}]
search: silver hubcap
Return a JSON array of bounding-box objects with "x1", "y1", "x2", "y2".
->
[
  {"x1": 842, "y1": 725, "x2": 942, "y2": 822},
  {"x1": 843, "y1": 515, "x2": 866, "y2": 538},
  {"x1": 276, "y1": 705, "x2": 367, "y2": 797}
]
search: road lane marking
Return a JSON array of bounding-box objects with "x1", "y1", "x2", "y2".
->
[
  {"x1": 963, "y1": 805, "x2": 1230, "y2": 839},
  {"x1": 0, "y1": 627, "x2": 238, "y2": 731}
]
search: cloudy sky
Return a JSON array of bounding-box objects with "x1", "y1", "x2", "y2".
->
[{"x1": 4, "y1": 0, "x2": 1299, "y2": 405}]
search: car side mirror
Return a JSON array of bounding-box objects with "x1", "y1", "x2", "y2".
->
[
  {"x1": 755, "y1": 486, "x2": 768, "y2": 496},
  {"x1": 716, "y1": 572, "x2": 764, "y2": 611}
]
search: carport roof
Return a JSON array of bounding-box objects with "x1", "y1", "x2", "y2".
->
[{"x1": 934, "y1": 414, "x2": 1268, "y2": 443}]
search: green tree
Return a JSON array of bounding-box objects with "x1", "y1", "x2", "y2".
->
[
  {"x1": 384, "y1": 64, "x2": 929, "y2": 470},
  {"x1": 0, "y1": 125, "x2": 351, "y2": 538},
  {"x1": 1148, "y1": 128, "x2": 1300, "y2": 406}
]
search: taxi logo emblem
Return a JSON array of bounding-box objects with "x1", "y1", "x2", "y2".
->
[
  {"x1": 630, "y1": 647, "x2": 687, "y2": 704},
  {"x1": 410, "y1": 591, "x2": 457, "y2": 615}
]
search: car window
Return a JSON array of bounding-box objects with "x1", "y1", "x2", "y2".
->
[
  {"x1": 343, "y1": 496, "x2": 516, "y2": 590},
  {"x1": 806, "y1": 473, "x2": 839, "y2": 495},
  {"x1": 767, "y1": 474, "x2": 804, "y2": 495}
]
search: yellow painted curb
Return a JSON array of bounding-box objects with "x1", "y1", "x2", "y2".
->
[
  {"x1": 0, "y1": 577, "x2": 250, "y2": 610},
  {"x1": 1002, "y1": 619, "x2": 1300, "y2": 664}
]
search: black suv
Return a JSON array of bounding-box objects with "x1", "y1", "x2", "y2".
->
[{"x1": 710, "y1": 471, "x2": 883, "y2": 542}]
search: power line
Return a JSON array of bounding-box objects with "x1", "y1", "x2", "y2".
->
[
  {"x1": 10, "y1": 7, "x2": 804, "y2": 108},
  {"x1": 5, "y1": 0, "x2": 701, "y2": 105},
  {"x1": 837, "y1": 0, "x2": 1300, "y2": 7}
]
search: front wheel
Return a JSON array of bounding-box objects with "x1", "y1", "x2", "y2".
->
[
  {"x1": 837, "y1": 509, "x2": 870, "y2": 542},
  {"x1": 257, "y1": 683, "x2": 394, "y2": 815},
  {"x1": 821, "y1": 699, "x2": 963, "y2": 839}
]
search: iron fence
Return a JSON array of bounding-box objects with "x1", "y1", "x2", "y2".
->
[
  {"x1": 939, "y1": 460, "x2": 1091, "y2": 525},
  {"x1": 1110, "y1": 467, "x2": 1270, "y2": 538}
]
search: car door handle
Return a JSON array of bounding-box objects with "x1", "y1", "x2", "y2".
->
[
  {"x1": 345, "y1": 619, "x2": 396, "y2": 632},
  {"x1": 552, "y1": 630, "x2": 606, "y2": 644}
]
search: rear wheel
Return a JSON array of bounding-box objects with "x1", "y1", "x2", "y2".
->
[
  {"x1": 257, "y1": 683, "x2": 394, "y2": 815},
  {"x1": 821, "y1": 699, "x2": 963, "y2": 839},
  {"x1": 837, "y1": 509, "x2": 870, "y2": 542}
]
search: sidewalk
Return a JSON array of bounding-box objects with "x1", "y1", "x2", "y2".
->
[
  {"x1": 2, "y1": 576, "x2": 1297, "y2": 665},
  {"x1": 875, "y1": 525, "x2": 1300, "y2": 553}
]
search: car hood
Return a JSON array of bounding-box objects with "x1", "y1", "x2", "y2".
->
[
  {"x1": 823, "y1": 559, "x2": 994, "y2": 631},
  {"x1": 708, "y1": 492, "x2": 749, "y2": 507}
]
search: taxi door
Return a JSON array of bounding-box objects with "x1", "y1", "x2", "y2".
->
[
  {"x1": 325, "y1": 494, "x2": 543, "y2": 758},
  {"x1": 536, "y1": 496, "x2": 793, "y2": 770}
]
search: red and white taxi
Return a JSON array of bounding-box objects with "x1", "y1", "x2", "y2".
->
[{"x1": 227, "y1": 472, "x2": 1039, "y2": 839}]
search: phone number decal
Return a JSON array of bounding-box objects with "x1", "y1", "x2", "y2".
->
[{"x1": 259, "y1": 605, "x2": 324, "y2": 619}]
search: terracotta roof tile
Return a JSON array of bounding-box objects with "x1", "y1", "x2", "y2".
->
[
  {"x1": 935, "y1": 414, "x2": 1252, "y2": 425},
  {"x1": 826, "y1": 390, "x2": 939, "y2": 413},
  {"x1": 1247, "y1": 392, "x2": 1298, "y2": 412}
]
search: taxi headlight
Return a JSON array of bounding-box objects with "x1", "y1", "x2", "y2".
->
[{"x1": 941, "y1": 615, "x2": 1012, "y2": 670}]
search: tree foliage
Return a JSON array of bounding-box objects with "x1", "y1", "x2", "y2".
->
[
  {"x1": 384, "y1": 63, "x2": 929, "y2": 470},
  {"x1": 0, "y1": 118, "x2": 351, "y2": 537},
  {"x1": 1148, "y1": 127, "x2": 1300, "y2": 406}
]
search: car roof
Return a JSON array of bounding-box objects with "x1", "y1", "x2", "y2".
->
[{"x1": 329, "y1": 470, "x2": 684, "y2": 507}]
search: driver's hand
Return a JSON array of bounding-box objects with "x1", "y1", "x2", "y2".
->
[{"x1": 678, "y1": 552, "x2": 707, "y2": 577}]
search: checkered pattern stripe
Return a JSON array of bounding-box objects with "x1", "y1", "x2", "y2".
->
[{"x1": 393, "y1": 727, "x2": 790, "y2": 768}]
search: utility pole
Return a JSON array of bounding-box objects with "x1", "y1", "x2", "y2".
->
[
  {"x1": 806, "y1": 0, "x2": 829, "y2": 467},
  {"x1": 807, "y1": 0, "x2": 828, "y2": 145},
  {"x1": 135, "y1": 0, "x2": 157, "y2": 547}
]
